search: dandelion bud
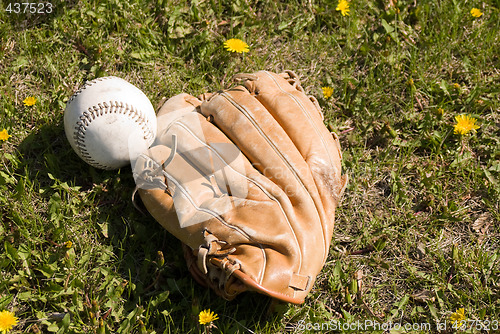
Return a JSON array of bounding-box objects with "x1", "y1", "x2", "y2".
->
[
  {"x1": 382, "y1": 121, "x2": 397, "y2": 138},
  {"x1": 92, "y1": 299, "x2": 99, "y2": 313},
  {"x1": 345, "y1": 286, "x2": 352, "y2": 304},
  {"x1": 350, "y1": 277, "x2": 358, "y2": 294},
  {"x1": 98, "y1": 319, "x2": 105, "y2": 334},
  {"x1": 452, "y1": 243, "x2": 459, "y2": 261},
  {"x1": 139, "y1": 320, "x2": 147, "y2": 334},
  {"x1": 157, "y1": 251, "x2": 165, "y2": 267},
  {"x1": 89, "y1": 312, "x2": 98, "y2": 326}
]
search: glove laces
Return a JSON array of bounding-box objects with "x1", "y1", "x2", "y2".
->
[{"x1": 197, "y1": 230, "x2": 240, "y2": 288}]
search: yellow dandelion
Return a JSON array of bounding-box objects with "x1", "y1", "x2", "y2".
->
[
  {"x1": 223, "y1": 39, "x2": 249, "y2": 53},
  {"x1": 453, "y1": 83, "x2": 461, "y2": 89},
  {"x1": 0, "y1": 129, "x2": 11, "y2": 141},
  {"x1": 470, "y1": 8, "x2": 482, "y2": 18},
  {"x1": 0, "y1": 310, "x2": 18, "y2": 333},
  {"x1": 454, "y1": 114, "x2": 480, "y2": 135},
  {"x1": 23, "y1": 96, "x2": 37, "y2": 106},
  {"x1": 199, "y1": 309, "x2": 219, "y2": 325},
  {"x1": 64, "y1": 241, "x2": 73, "y2": 249},
  {"x1": 322, "y1": 87, "x2": 334, "y2": 99},
  {"x1": 336, "y1": 0, "x2": 350, "y2": 16},
  {"x1": 450, "y1": 308, "x2": 466, "y2": 324}
]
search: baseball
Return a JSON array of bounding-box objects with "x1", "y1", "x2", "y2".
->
[{"x1": 64, "y1": 76, "x2": 157, "y2": 170}]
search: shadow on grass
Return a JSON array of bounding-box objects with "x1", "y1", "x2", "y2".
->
[{"x1": 14, "y1": 122, "x2": 280, "y2": 332}]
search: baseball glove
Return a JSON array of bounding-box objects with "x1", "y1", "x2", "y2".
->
[{"x1": 133, "y1": 70, "x2": 347, "y2": 304}]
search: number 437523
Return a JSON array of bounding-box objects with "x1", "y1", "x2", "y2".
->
[{"x1": 5, "y1": 3, "x2": 53, "y2": 14}]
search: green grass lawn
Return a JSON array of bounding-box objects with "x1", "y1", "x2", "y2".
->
[{"x1": 1, "y1": 0, "x2": 499, "y2": 333}]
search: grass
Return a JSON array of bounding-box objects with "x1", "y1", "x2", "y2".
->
[{"x1": 0, "y1": 0, "x2": 499, "y2": 333}]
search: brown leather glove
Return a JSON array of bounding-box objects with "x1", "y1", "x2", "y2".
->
[{"x1": 133, "y1": 70, "x2": 347, "y2": 304}]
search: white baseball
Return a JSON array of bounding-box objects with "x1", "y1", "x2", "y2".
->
[{"x1": 64, "y1": 76, "x2": 157, "y2": 170}]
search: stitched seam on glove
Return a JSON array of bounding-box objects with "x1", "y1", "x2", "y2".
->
[
  {"x1": 158, "y1": 123, "x2": 273, "y2": 285},
  {"x1": 161, "y1": 170, "x2": 252, "y2": 237},
  {"x1": 219, "y1": 91, "x2": 309, "y2": 193},
  {"x1": 264, "y1": 71, "x2": 337, "y2": 171},
  {"x1": 166, "y1": 119, "x2": 305, "y2": 286},
  {"x1": 171, "y1": 119, "x2": 303, "y2": 285},
  {"x1": 262, "y1": 71, "x2": 336, "y2": 263},
  {"x1": 219, "y1": 90, "x2": 323, "y2": 291}
]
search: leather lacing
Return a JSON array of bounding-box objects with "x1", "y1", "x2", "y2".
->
[
  {"x1": 131, "y1": 158, "x2": 168, "y2": 213},
  {"x1": 233, "y1": 70, "x2": 324, "y2": 120},
  {"x1": 131, "y1": 135, "x2": 179, "y2": 209},
  {"x1": 280, "y1": 70, "x2": 324, "y2": 120},
  {"x1": 196, "y1": 230, "x2": 240, "y2": 289}
]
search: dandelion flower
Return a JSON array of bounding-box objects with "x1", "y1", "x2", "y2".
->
[
  {"x1": 64, "y1": 241, "x2": 73, "y2": 249},
  {"x1": 450, "y1": 308, "x2": 466, "y2": 323},
  {"x1": 470, "y1": 8, "x2": 482, "y2": 18},
  {"x1": 23, "y1": 96, "x2": 37, "y2": 106},
  {"x1": 223, "y1": 39, "x2": 250, "y2": 53},
  {"x1": 336, "y1": 0, "x2": 350, "y2": 16},
  {"x1": 199, "y1": 309, "x2": 219, "y2": 325},
  {"x1": 0, "y1": 129, "x2": 11, "y2": 141},
  {"x1": 322, "y1": 87, "x2": 334, "y2": 99},
  {"x1": 0, "y1": 310, "x2": 18, "y2": 333},
  {"x1": 454, "y1": 114, "x2": 480, "y2": 135},
  {"x1": 453, "y1": 83, "x2": 461, "y2": 89}
]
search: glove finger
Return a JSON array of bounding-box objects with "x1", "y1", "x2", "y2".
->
[
  {"x1": 140, "y1": 102, "x2": 298, "y2": 246},
  {"x1": 139, "y1": 94, "x2": 313, "y2": 299},
  {"x1": 200, "y1": 87, "x2": 319, "y2": 201},
  {"x1": 154, "y1": 93, "x2": 202, "y2": 146},
  {"x1": 200, "y1": 87, "x2": 329, "y2": 263},
  {"x1": 155, "y1": 93, "x2": 259, "y2": 200},
  {"x1": 243, "y1": 71, "x2": 344, "y2": 200},
  {"x1": 241, "y1": 71, "x2": 347, "y2": 251}
]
